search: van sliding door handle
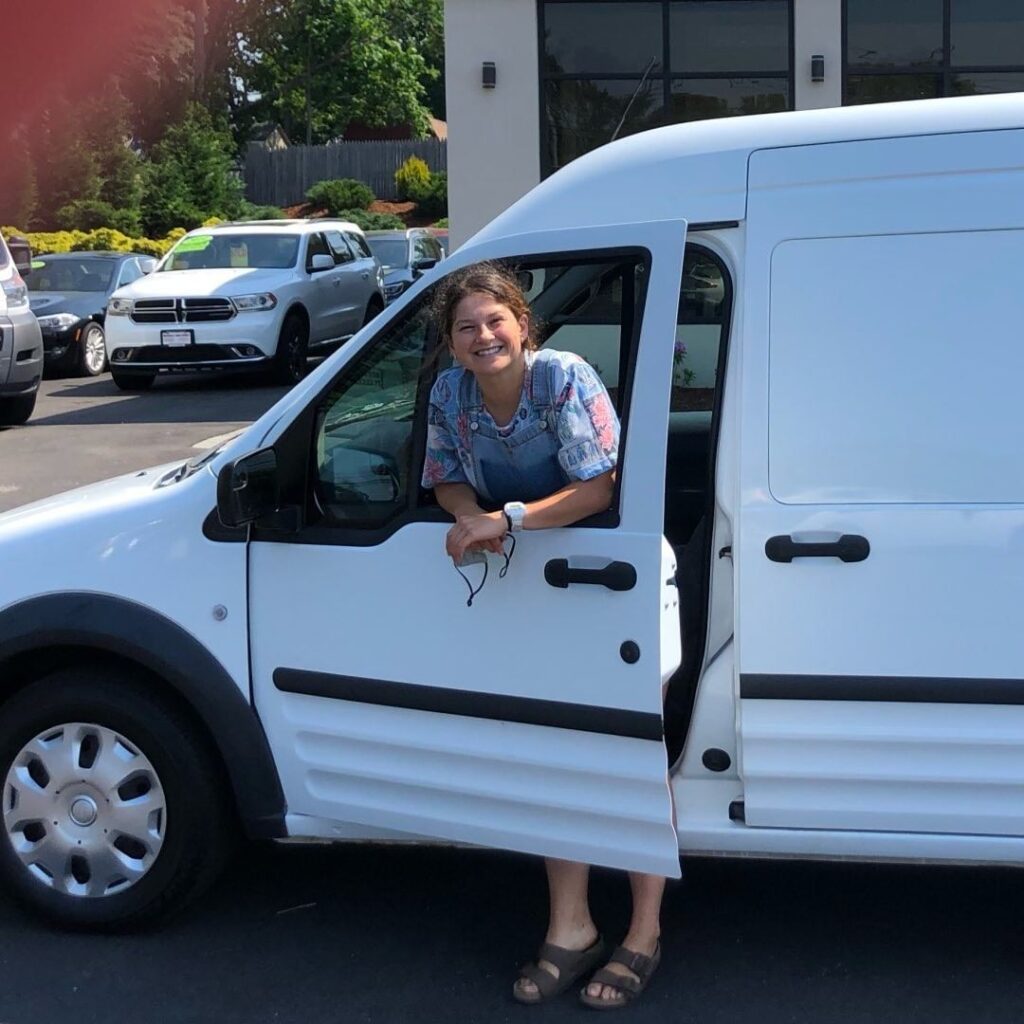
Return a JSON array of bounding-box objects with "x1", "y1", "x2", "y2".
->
[
  {"x1": 544, "y1": 558, "x2": 637, "y2": 591},
  {"x1": 765, "y1": 534, "x2": 870, "y2": 563}
]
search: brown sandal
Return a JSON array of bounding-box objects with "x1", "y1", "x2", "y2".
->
[
  {"x1": 579, "y1": 944, "x2": 662, "y2": 1010},
  {"x1": 512, "y1": 935, "x2": 608, "y2": 1004}
]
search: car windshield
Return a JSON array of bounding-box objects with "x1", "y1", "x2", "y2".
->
[
  {"x1": 161, "y1": 233, "x2": 300, "y2": 271},
  {"x1": 24, "y1": 257, "x2": 114, "y2": 292},
  {"x1": 367, "y1": 238, "x2": 409, "y2": 269}
]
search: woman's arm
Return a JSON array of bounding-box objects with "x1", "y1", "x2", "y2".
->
[{"x1": 442, "y1": 470, "x2": 615, "y2": 562}]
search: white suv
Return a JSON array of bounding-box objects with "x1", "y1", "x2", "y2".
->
[{"x1": 104, "y1": 220, "x2": 385, "y2": 390}]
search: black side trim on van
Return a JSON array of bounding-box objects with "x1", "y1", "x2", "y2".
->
[
  {"x1": 274, "y1": 668, "x2": 664, "y2": 741},
  {"x1": 0, "y1": 594, "x2": 286, "y2": 839},
  {"x1": 741, "y1": 674, "x2": 1024, "y2": 705},
  {"x1": 688, "y1": 221, "x2": 740, "y2": 232}
]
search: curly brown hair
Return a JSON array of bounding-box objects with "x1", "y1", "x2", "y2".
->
[{"x1": 430, "y1": 261, "x2": 541, "y2": 351}]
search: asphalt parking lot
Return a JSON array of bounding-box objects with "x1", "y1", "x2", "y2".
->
[
  {"x1": 2, "y1": 843, "x2": 1024, "y2": 1024},
  {"x1": 0, "y1": 373, "x2": 288, "y2": 513}
]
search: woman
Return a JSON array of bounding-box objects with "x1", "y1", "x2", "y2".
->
[{"x1": 422, "y1": 262, "x2": 665, "y2": 1009}]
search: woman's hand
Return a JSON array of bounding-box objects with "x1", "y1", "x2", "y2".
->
[{"x1": 446, "y1": 510, "x2": 507, "y2": 562}]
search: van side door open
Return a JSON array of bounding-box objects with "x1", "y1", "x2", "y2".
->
[
  {"x1": 247, "y1": 221, "x2": 687, "y2": 877},
  {"x1": 737, "y1": 130, "x2": 1024, "y2": 836}
]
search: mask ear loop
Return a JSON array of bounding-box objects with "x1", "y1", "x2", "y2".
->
[
  {"x1": 454, "y1": 557, "x2": 489, "y2": 606},
  {"x1": 498, "y1": 533, "x2": 516, "y2": 578}
]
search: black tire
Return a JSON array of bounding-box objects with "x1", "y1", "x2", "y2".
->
[
  {"x1": 111, "y1": 370, "x2": 154, "y2": 392},
  {"x1": 273, "y1": 312, "x2": 309, "y2": 386},
  {"x1": 0, "y1": 668, "x2": 234, "y2": 931},
  {"x1": 0, "y1": 391, "x2": 36, "y2": 426},
  {"x1": 362, "y1": 296, "x2": 384, "y2": 327},
  {"x1": 79, "y1": 322, "x2": 108, "y2": 377}
]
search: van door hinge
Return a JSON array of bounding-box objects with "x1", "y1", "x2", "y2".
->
[{"x1": 718, "y1": 545, "x2": 732, "y2": 559}]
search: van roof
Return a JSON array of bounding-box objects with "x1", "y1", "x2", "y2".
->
[{"x1": 474, "y1": 94, "x2": 1024, "y2": 245}]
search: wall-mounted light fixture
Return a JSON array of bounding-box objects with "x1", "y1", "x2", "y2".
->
[
  {"x1": 811, "y1": 54, "x2": 825, "y2": 83},
  {"x1": 482, "y1": 61, "x2": 496, "y2": 89}
]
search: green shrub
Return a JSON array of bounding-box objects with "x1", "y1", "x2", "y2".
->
[
  {"x1": 409, "y1": 171, "x2": 447, "y2": 220},
  {"x1": 335, "y1": 208, "x2": 406, "y2": 231},
  {"x1": 238, "y1": 202, "x2": 287, "y2": 221},
  {"x1": 306, "y1": 179, "x2": 375, "y2": 214},
  {"x1": 394, "y1": 156, "x2": 431, "y2": 201},
  {"x1": 432, "y1": 217, "x2": 449, "y2": 229},
  {"x1": 56, "y1": 199, "x2": 140, "y2": 236}
]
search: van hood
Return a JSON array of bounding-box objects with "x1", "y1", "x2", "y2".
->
[
  {"x1": 116, "y1": 267, "x2": 286, "y2": 299},
  {"x1": 0, "y1": 459, "x2": 204, "y2": 543}
]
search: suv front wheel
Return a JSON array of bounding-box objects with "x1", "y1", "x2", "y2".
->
[
  {"x1": 0, "y1": 668, "x2": 233, "y2": 930},
  {"x1": 273, "y1": 312, "x2": 309, "y2": 386}
]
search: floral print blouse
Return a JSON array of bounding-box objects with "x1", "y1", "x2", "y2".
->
[{"x1": 421, "y1": 348, "x2": 620, "y2": 495}]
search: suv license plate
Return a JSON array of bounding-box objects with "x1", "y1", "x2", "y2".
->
[{"x1": 161, "y1": 330, "x2": 193, "y2": 347}]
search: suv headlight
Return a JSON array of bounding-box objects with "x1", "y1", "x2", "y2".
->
[
  {"x1": 384, "y1": 282, "x2": 406, "y2": 300},
  {"x1": 108, "y1": 297, "x2": 134, "y2": 316},
  {"x1": 36, "y1": 312, "x2": 82, "y2": 331},
  {"x1": 232, "y1": 292, "x2": 277, "y2": 312}
]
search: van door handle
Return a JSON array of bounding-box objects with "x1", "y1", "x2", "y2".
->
[
  {"x1": 544, "y1": 558, "x2": 637, "y2": 591},
  {"x1": 765, "y1": 534, "x2": 870, "y2": 563}
]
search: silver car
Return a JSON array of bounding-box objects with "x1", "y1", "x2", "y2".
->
[{"x1": 0, "y1": 231, "x2": 42, "y2": 426}]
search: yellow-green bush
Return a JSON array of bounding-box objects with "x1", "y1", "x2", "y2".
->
[
  {"x1": 4, "y1": 225, "x2": 183, "y2": 258},
  {"x1": 394, "y1": 156, "x2": 431, "y2": 201}
]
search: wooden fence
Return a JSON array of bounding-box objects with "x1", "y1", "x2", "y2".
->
[{"x1": 244, "y1": 139, "x2": 447, "y2": 207}]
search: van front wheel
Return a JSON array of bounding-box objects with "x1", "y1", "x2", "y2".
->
[{"x1": 0, "y1": 668, "x2": 233, "y2": 931}]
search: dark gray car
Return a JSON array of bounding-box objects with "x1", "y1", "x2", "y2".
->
[
  {"x1": 0, "y1": 231, "x2": 42, "y2": 426},
  {"x1": 26, "y1": 252, "x2": 156, "y2": 377},
  {"x1": 365, "y1": 229, "x2": 443, "y2": 304}
]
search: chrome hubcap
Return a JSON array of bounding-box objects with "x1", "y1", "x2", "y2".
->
[
  {"x1": 3, "y1": 723, "x2": 167, "y2": 897},
  {"x1": 84, "y1": 327, "x2": 106, "y2": 373}
]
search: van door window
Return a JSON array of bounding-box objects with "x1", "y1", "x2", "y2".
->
[{"x1": 311, "y1": 252, "x2": 649, "y2": 530}]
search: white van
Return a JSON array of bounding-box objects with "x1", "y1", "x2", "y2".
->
[{"x1": 2, "y1": 95, "x2": 1023, "y2": 929}]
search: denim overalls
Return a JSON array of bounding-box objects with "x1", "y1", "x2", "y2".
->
[{"x1": 458, "y1": 352, "x2": 566, "y2": 506}]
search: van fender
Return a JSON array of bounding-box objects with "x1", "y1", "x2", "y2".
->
[{"x1": 0, "y1": 593, "x2": 286, "y2": 839}]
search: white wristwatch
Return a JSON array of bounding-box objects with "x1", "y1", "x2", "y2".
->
[{"x1": 503, "y1": 501, "x2": 527, "y2": 532}]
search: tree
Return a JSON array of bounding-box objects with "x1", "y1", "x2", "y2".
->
[
  {"x1": 234, "y1": 0, "x2": 435, "y2": 145},
  {"x1": 369, "y1": 0, "x2": 445, "y2": 119},
  {"x1": 141, "y1": 102, "x2": 244, "y2": 235}
]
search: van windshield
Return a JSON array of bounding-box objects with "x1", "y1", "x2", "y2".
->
[{"x1": 161, "y1": 234, "x2": 300, "y2": 271}]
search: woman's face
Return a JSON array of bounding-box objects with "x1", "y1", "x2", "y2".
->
[{"x1": 449, "y1": 292, "x2": 529, "y2": 378}]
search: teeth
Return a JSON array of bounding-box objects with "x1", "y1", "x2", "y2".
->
[{"x1": 475, "y1": 345, "x2": 502, "y2": 356}]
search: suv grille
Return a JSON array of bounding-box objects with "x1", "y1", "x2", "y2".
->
[{"x1": 131, "y1": 297, "x2": 235, "y2": 324}]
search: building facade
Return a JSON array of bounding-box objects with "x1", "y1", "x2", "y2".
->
[{"x1": 444, "y1": 0, "x2": 1024, "y2": 245}]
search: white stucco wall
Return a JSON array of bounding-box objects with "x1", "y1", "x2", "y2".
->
[
  {"x1": 444, "y1": 0, "x2": 541, "y2": 249},
  {"x1": 793, "y1": 0, "x2": 843, "y2": 110}
]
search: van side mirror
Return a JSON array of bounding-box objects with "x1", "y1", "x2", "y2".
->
[{"x1": 217, "y1": 448, "x2": 280, "y2": 528}]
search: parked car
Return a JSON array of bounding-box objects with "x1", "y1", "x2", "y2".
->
[
  {"x1": 104, "y1": 220, "x2": 386, "y2": 391},
  {"x1": 0, "y1": 229, "x2": 42, "y2": 425},
  {"x1": 365, "y1": 228, "x2": 443, "y2": 303},
  {"x1": 25, "y1": 252, "x2": 156, "y2": 377},
  {"x1": 1, "y1": 95, "x2": 1023, "y2": 932}
]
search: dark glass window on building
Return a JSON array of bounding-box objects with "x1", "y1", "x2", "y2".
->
[
  {"x1": 540, "y1": 0, "x2": 792, "y2": 175},
  {"x1": 845, "y1": 0, "x2": 1024, "y2": 105}
]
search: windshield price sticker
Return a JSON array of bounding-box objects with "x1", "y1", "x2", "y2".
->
[{"x1": 174, "y1": 235, "x2": 214, "y2": 253}]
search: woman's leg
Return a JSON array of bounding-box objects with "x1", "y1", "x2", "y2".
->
[
  {"x1": 514, "y1": 858, "x2": 599, "y2": 997},
  {"x1": 584, "y1": 872, "x2": 665, "y2": 1004}
]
